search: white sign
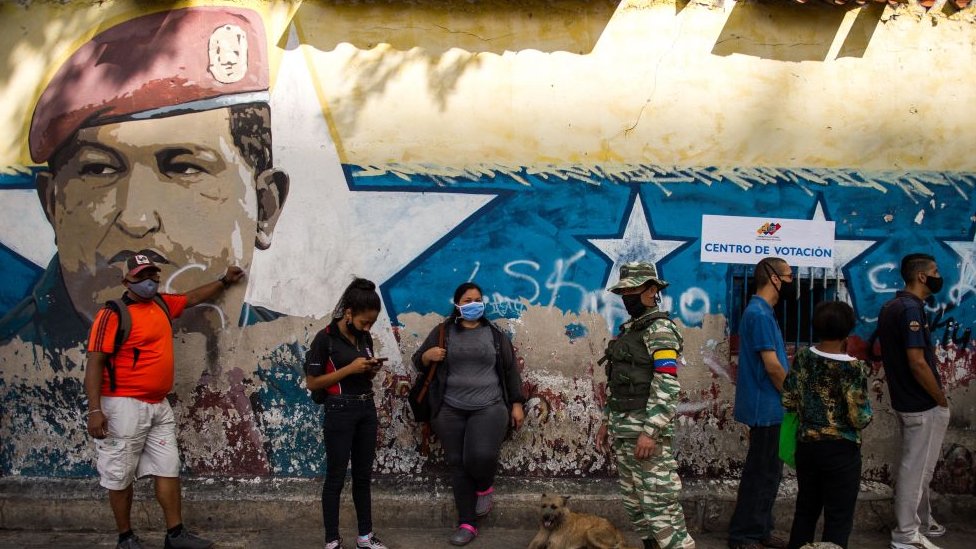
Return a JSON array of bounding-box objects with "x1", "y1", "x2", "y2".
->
[{"x1": 700, "y1": 215, "x2": 836, "y2": 268}]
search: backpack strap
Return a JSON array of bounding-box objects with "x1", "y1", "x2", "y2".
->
[
  {"x1": 415, "y1": 322, "x2": 447, "y2": 405},
  {"x1": 152, "y1": 294, "x2": 173, "y2": 327},
  {"x1": 325, "y1": 324, "x2": 334, "y2": 359},
  {"x1": 105, "y1": 299, "x2": 131, "y2": 356},
  {"x1": 103, "y1": 300, "x2": 130, "y2": 393},
  {"x1": 629, "y1": 310, "x2": 671, "y2": 332}
]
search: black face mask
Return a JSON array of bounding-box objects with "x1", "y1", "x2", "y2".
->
[
  {"x1": 779, "y1": 279, "x2": 795, "y2": 296},
  {"x1": 346, "y1": 320, "x2": 367, "y2": 339},
  {"x1": 924, "y1": 275, "x2": 944, "y2": 295},
  {"x1": 621, "y1": 294, "x2": 647, "y2": 317},
  {"x1": 763, "y1": 263, "x2": 793, "y2": 297}
]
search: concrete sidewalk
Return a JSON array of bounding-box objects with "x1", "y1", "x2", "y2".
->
[
  {"x1": 2, "y1": 526, "x2": 976, "y2": 549},
  {"x1": 1, "y1": 476, "x2": 973, "y2": 548}
]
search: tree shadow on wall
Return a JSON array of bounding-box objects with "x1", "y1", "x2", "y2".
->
[
  {"x1": 289, "y1": 0, "x2": 621, "y2": 132},
  {"x1": 712, "y1": 1, "x2": 885, "y2": 62},
  {"x1": 292, "y1": 0, "x2": 621, "y2": 56}
]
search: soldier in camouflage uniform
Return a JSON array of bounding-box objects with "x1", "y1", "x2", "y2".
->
[{"x1": 597, "y1": 262, "x2": 695, "y2": 549}]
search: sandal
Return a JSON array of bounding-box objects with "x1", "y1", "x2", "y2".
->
[
  {"x1": 449, "y1": 524, "x2": 478, "y2": 546},
  {"x1": 475, "y1": 486, "x2": 494, "y2": 517}
]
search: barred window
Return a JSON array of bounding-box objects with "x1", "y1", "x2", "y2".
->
[{"x1": 727, "y1": 265, "x2": 849, "y2": 358}]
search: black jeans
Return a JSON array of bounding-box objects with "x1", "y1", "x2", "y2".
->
[
  {"x1": 729, "y1": 424, "x2": 784, "y2": 544},
  {"x1": 787, "y1": 439, "x2": 861, "y2": 549},
  {"x1": 322, "y1": 397, "x2": 378, "y2": 542},
  {"x1": 431, "y1": 402, "x2": 509, "y2": 527}
]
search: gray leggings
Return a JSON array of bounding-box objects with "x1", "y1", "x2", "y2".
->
[{"x1": 432, "y1": 402, "x2": 509, "y2": 526}]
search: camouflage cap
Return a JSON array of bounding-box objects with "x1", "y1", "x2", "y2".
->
[{"x1": 607, "y1": 261, "x2": 669, "y2": 294}]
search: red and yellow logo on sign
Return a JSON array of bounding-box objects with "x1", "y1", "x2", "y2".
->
[{"x1": 757, "y1": 222, "x2": 782, "y2": 236}]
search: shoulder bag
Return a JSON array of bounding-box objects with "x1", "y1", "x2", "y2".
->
[{"x1": 408, "y1": 322, "x2": 446, "y2": 422}]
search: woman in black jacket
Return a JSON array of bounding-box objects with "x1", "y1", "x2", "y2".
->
[{"x1": 411, "y1": 282, "x2": 525, "y2": 546}]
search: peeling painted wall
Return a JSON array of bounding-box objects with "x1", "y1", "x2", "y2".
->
[{"x1": 1, "y1": 0, "x2": 975, "y2": 498}]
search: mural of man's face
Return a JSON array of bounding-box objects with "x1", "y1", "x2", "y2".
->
[
  {"x1": 36, "y1": 107, "x2": 288, "y2": 326},
  {"x1": 208, "y1": 24, "x2": 249, "y2": 84}
]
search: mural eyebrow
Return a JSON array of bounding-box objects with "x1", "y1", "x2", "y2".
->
[
  {"x1": 154, "y1": 147, "x2": 219, "y2": 174},
  {"x1": 50, "y1": 139, "x2": 123, "y2": 175},
  {"x1": 155, "y1": 147, "x2": 193, "y2": 165}
]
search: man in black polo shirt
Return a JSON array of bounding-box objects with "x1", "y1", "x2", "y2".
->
[{"x1": 877, "y1": 253, "x2": 950, "y2": 549}]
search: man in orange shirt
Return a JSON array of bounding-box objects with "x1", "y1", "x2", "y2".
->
[{"x1": 84, "y1": 252, "x2": 244, "y2": 549}]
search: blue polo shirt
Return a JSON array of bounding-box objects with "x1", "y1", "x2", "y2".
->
[{"x1": 734, "y1": 295, "x2": 789, "y2": 427}]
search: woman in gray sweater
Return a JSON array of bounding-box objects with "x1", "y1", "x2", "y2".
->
[{"x1": 411, "y1": 282, "x2": 526, "y2": 546}]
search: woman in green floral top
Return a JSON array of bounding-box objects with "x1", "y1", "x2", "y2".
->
[{"x1": 782, "y1": 301, "x2": 873, "y2": 549}]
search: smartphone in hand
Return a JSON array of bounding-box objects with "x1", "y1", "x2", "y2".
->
[{"x1": 370, "y1": 357, "x2": 389, "y2": 371}]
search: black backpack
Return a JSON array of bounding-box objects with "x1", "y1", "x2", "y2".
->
[
  {"x1": 306, "y1": 325, "x2": 334, "y2": 405},
  {"x1": 103, "y1": 296, "x2": 172, "y2": 391}
]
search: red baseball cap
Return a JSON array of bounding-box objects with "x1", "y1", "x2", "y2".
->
[{"x1": 125, "y1": 253, "x2": 161, "y2": 279}]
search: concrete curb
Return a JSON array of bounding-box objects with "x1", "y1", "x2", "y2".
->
[{"x1": 0, "y1": 476, "x2": 937, "y2": 535}]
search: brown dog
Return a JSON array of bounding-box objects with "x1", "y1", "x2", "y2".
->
[{"x1": 527, "y1": 494, "x2": 639, "y2": 549}]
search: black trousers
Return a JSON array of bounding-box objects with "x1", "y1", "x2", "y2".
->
[
  {"x1": 787, "y1": 439, "x2": 862, "y2": 549},
  {"x1": 729, "y1": 424, "x2": 784, "y2": 544},
  {"x1": 322, "y1": 397, "x2": 378, "y2": 542},
  {"x1": 431, "y1": 402, "x2": 509, "y2": 527}
]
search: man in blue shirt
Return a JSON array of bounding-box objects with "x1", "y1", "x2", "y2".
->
[
  {"x1": 878, "y1": 253, "x2": 950, "y2": 549},
  {"x1": 728, "y1": 257, "x2": 793, "y2": 549}
]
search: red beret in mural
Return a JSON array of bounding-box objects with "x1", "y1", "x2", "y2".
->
[{"x1": 29, "y1": 6, "x2": 270, "y2": 163}]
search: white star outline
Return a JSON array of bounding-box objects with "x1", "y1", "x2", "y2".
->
[
  {"x1": 809, "y1": 198, "x2": 880, "y2": 275},
  {"x1": 585, "y1": 192, "x2": 691, "y2": 292},
  {"x1": 246, "y1": 25, "x2": 497, "y2": 326},
  {"x1": 804, "y1": 197, "x2": 880, "y2": 304},
  {"x1": 944, "y1": 229, "x2": 976, "y2": 306}
]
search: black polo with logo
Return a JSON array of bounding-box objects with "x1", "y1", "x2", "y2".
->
[{"x1": 876, "y1": 290, "x2": 942, "y2": 413}]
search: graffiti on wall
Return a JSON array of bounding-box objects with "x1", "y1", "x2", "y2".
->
[{"x1": 0, "y1": 5, "x2": 974, "y2": 491}]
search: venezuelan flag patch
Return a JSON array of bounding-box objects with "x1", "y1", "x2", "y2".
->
[{"x1": 653, "y1": 349, "x2": 678, "y2": 376}]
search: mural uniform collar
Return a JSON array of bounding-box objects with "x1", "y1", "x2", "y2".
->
[{"x1": 0, "y1": 255, "x2": 89, "y2": 360}]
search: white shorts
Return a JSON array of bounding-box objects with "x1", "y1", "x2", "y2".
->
[{"x1": 94, "y1": 396, "x2": 180, "y2": 490}]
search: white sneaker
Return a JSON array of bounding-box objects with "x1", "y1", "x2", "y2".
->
[
  {"x1": 356, "y1": 533, "x2": 388, "y2": 549},
  {"x1": 924, "y1": 520, "x2": 947, "y2": 538},
  {"x1": 890, "y1": 534, "x2": 943, "y2": 549},
  {"x1": 325, "y1": 539, "x2": 344, "y2": 549}
]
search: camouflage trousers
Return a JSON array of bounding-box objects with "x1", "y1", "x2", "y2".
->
[{"x1": 613, "y1": 436, "x2": 695, "y2": 549}]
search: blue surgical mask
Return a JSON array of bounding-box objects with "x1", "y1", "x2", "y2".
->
[
  {"x1": 457, "y1": 301, "x2": 485, "y2": 321},
  {"x1": 127, "y1": 279, "x2": 158, "y2": 300}
]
